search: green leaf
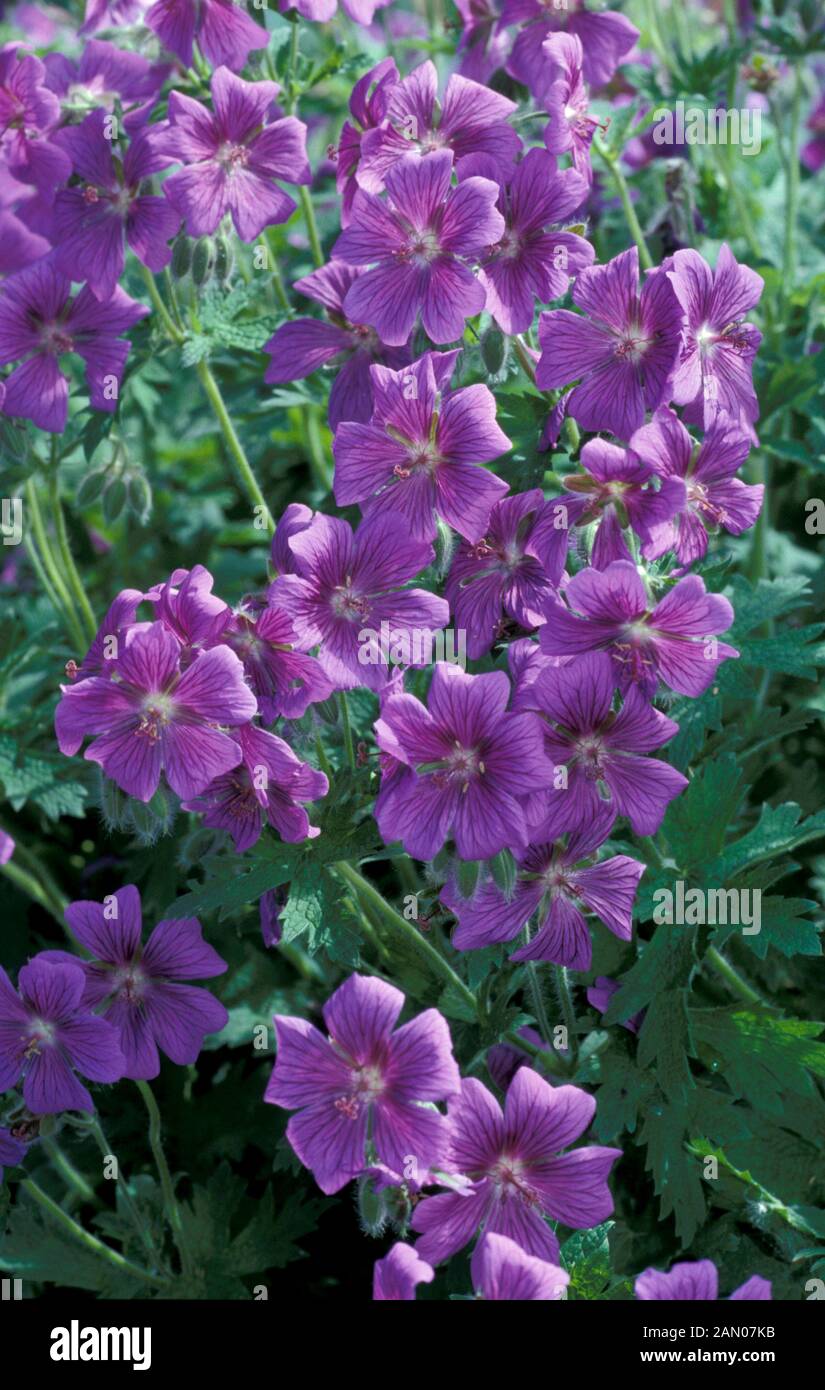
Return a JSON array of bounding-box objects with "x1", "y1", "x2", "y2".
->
[
  {"x1": 0, "y1": 1192, "x2": 141, "y2": 1295},
  {"x1": 662, "y1": 752, "x2": 745, "y2": 871},
  {"x1": 714, "y1": 896, "x2": 822, "y2": 959},
  {"x1": 604, "y1": 921, "x2": 697, "y2": 1026},
  {"x1": 561, "y1": 1221, "x2": 613, "y2": 1299},
  {"x1": 280, "y1": 864, "x2": 361, "y2": 966},
  {"x1": 638, "y1": 1101, "x2": 706, "y2": 1247},
  {"x1": 592, "y1": 1054, "x2": 654, "y2": 1140},
  {"x1": 163, "y1": 852, "x2": 299, "y2": 919},
  {"x1": 692, "y1": 1009, "x2": 825, "y2": 1115},
  {"x1": 708, "y1": 803, "x2": 825, "y2": 884},
  {"x1": 636, "y1": 989, "x2": 696, "y2": 1100}
]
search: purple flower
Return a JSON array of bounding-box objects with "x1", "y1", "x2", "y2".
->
[
  {"x1": 333, "y1": 351, "x2": 511, "y2": 543},
  {"x1": 666, "y1": 244, "x2": 764, "y2": 429},
  {"x1": 264, "y1": 973, "x2": 461, "y2": 1195},
  {"x1": 522, "y1": 651, "x2": 687, "y2": 838},
  {"x1": 260, "y1": 888, "x2": 285, "y2": 949},
  {"x1": 161, "y1": 67, "x2": 310, "y2": 242},
  {"x1": 279, "y1": 0, "x2": 391, "y2": 23},
  {"x1": 542, "y1": 33, "x2": 599, "y2": 182},
  {"x1": 0, "y1": 46, "x2": 71, "y2": 195},
  {"x1": 55, "y1": 620, "x2": 258, "y2": 802},
  {"x1": 335, "y1": 58, "x2": 399, "y2": 225},
  {"x1": 263, "y1": 261, "x2": 411, "y2": 430},
  {"x1": 472, "y1": 1232, "x2": 569, "y2": 1300},
  {"x1": 444, "y1": 488, "x2": 567, "y2": 659},
  {"x1": 487, "y1": 1025, "x2": 549, "y2": 1091},
  {"x1": 145, "y1": 0, "x2": 268, "y2": 70},
  {"x1": 81, "y1": 0, "x2": 152, "y2": 34},
  {"x1": 70, "y1": 588, "x2": 145, "y2": 681},
  {"x1": 332, "y1": 149, "x2": 505, "y2": 347},
  {"x1": 271, "y1": 503, "x2": 313, "y2": 576},
  {"x1": 454, "y1": 0, "x2": 510, "y2": 85},
  {"x1": 537, "y1": 248, "x2": 684, "y2": 441},
  {"x1": 182, "y1": 722, "x2": 328, "y2": 850},
  {"x1": 45, "y1": 885, "x2": 228, "y2": 1079},
  {"x1": 476, "y1": 146, "x2": 593, "y2": 334},
  {"x1": 53, "y1": 110, "x2": 180, "y2": 301},
  {"x1": 412, "y1": 1067, "x2": 621, "y2": 1264},
  {"x1": 0, "y1": 830, "x2": 15, "y2": 865},
  {"x1": 442, "y1": 804, "x2": 644, "y2": 967},
  {"x1": 356, "y1": 59, "x2": 520, "y2": 194},
  {"x1": 0, "y1": 1125, "x2": 28, "y2": 1182},
  {"x1": 631, "y1": 407, "x2": 763, "y2": 566},
  {"x1": 539, "y1": 560, "x2": 738, "y2": 698},
  {"x1": 221, "y1": 603, "x2": 334, "y2": 722},
  {"x1": 0, "y1": 262, "x2": 149, "y2": 433},
  {"x1": 271, "y1": 511, "x2": 449, "y2": 692},
  {"x1": 375, "y1": 661, "x2": 555, "y2": 861},
  {"x1": 144, "y1": 564, "x2": 229, "y2": 656},
  {"x1": 43, "y1": 38, "x2": 167, "y2": 133},
  {"x1": 558, "y1": 437, "x2": 686, "y2": 570},
  {"x1": 502, "y1": 0, "x2": 639, "y2": 94},
  {"x1": 635, "y1": 1259, "x2": 772, "y2": 1301},
  {"x1": 587, "y1": 977, "x2": 644, "y2": 1034},
  {"x1": 373, "y1": 1242, "x2": 435, "y2": 1300},
  {"x1": 0, "y1": 209, "x2": 50, "y2": 274},
  {"x1": 0, "y1": 956, "x2": 125, "y2": 1113}
]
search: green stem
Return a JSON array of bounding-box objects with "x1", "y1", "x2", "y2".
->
[
  {"x1": 305, "y1": 404, "x2": 333, "y2": 491},
  {"x1": 313, "y1": 731, "x2": 333, "y2": 779},
  {"x1": 24, "y1": 479, "x2": 86, "y2": 650},
  {"x1": 140, "y1": 263, "x2": 184, "y2": 344},
  {"x1": 338, "y1": 691, "x2": 356, "y2": 771},
  {"x1": 42, "y1": 1139, "x2": 100, "y2": 1206},
  {"x1": 594, "y1": 136, "x2": 653, "y2": 271},
  {"x1": 85, "y1": 1116, "x2": 165, "y2": 1271},
  {"x1": 554, "y1": 965, "x2": 579, "y2": 1063},
  {"x1": 134, "y1": 1080, "x2": 194, "y2": 1280},
  {"x1": 333, "y1": 862, "x2": 478, "y2": 1017},
  {"x1": 524, "y1": 959, "x2": 554, "y2": 1052},
  {"x1": 782, "y1": 63, "x2": 803, "y2": 305},
  {"x1": 48, "y1": 462, "x2": 97, "y2": 643},
  {"x1": 195, "y1": 359, "x2": 274, "y2": 532},
  {"x1": 0, "y1": 858, "x2": 66, "y2": 927},
  {"x1": 513, "y1": 335, "x2": 536, "y2": 383},
  {"x1": 21, "y1": 1178, "x2": 167, "y2": 1288},
  {"x1": 298, "y1": 186, "x2": 324, "y2": 269},
  {"x1": 706, "y1": 946, "x2": 765, "y2": 1006}
]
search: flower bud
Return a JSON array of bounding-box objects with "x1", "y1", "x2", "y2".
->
[
  {"x1": 170, "y1": 232, "x2": 192, "y2": 279},
  {"x1": 191, "y1": 237, "x2": 216, "y2": 286}
]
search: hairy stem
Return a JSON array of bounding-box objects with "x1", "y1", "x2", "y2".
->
[
  {"x1": 134, "y1": 1080, "x2": 194, "y2": 1281},
  {"x1": 195, "y1": 359, "x2": 275, "y2": 532},
  {"x1": 21, "y1": 1178, "x2": 167, "y2": 1288},
  {"x1": 333, "y1": 862, "x2": 478, "y2": 1017},
  {"x1": 593, "y1": 136, "x2": 653, "y2": 271}
]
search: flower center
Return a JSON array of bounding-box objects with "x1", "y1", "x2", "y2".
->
[
  {"x1": 25, "y1": 1018, "x2": 56, "y2": 1056},
  {"x1": 113, "y1": 965, "x2": 147, "y2": 1003},
  {"x1": 136, "y1": 692, "x2": 174, "y2": 739},
  {"x1": 41, "y1": 323, "x2": 74, "y2": 356},
  {"x1": 334, "y1": 1062, "x2": 385, "y2": 1119},
  {"x1": 217, "y1": 141, "x2": 250, "y2": 172},
  {"x1": 489, "y1": 1155, "x2": 543, "y2": 1207},
  {"x1": 331, "y1": 578, "x2": 370, "y2": 622}
]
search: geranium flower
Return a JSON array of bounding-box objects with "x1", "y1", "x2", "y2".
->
[
  {"x1": 375, "y1": 661, "x2": 555, "y2": 861},
  {"x1": 55, "y1": 620, "x2": 258, "y2": 802},
  {"x1": 0, "y1": 957, "x2": 125, "y2": 1113},
  {"x1": 472, "y1": 1232, "x2": 569, "y2": 1300},
  {"x1": 356, "y1": 59, "x2": 520, "y2": 194},
  {"x1": 0, "y1": 260, "x2": 149, "y2": 432},
  {"x1": 47, "y1": 885, "x2": 227, "y2": 1079},
  {"x1": 333, "y1": 351, "x2": 510, "y2": 543},
  {"x1": 557, "y1": 436, "x2": 686, "y2": 570},
  {"x1": 666, "y1": 244, "x2": 764, "y2": 429},
  {"x1": 635, "y1": 1259, "x2": 772, "y2": 1301},
  {"x1": 161, "y1": 67, "x2": 310, "y2": 242},
  {"x1": 145, "y1": 0, "x2": 268, "y2": 70},
  {"x1": 264, "y1": 973, "x2": 461, "y2": 1194},
  {"x1": 53, "y1": 109, "x2": 180, "y2": 301},
  {"x1": 412, "y1": 1067, "x2": 621, "y2": 1264},
  {"x1": 442, "y1": 804, "x2": 645, "y2": 968},
  {"x1": 332, "y1": 149, "x2": 505, "y2": 346},
  {"x1": 373, "y1": 1243, "x2": 435, "y2": 1301},
  {"x1": 263, "y1": 261, "x2": 411, "y2": 429},
  {"x1": 501, "y1": 0, "x2": 639, "y2": 94},
  {"x1": 536, "y1": 248, "x2": 684, "y2": 441},
  {"x1": 539, "y1": 560, "x2": 738, "y2": 698}
]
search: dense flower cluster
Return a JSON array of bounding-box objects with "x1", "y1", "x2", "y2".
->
[{"x1": 1, "y1": 0, "x2": 799, "y2": 1304}]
